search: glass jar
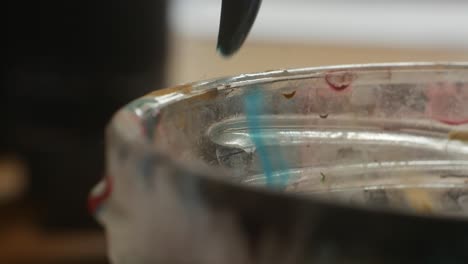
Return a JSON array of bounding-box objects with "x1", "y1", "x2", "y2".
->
[{"x1": 90, "y1": 63, "x2": 468, "y2": 264}]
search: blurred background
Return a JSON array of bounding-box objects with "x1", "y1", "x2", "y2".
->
[
  {"x1": 168, "y1": 0, "x2": 468, "y2": 84},
  {"x1": 2, "y1": 0, "x2": 468, "y2": 263}
]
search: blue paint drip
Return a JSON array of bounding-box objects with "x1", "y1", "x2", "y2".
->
[{"x1": 244, "y1": 87, "x2": 289, "y2": 187}]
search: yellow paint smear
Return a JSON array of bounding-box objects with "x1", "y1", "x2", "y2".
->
[
  {"x1": 144, "y1": 84, "x2": 218, "y2": 104},
  {"x1": 403, "y1": 188, "x2": 435, "y2": 214},
  {"x1": 448, "y1": 130, "x2": 468, "y2": 142},
  {"x1": 145, "y1": 84, "x2": 193, "y2": 97}
]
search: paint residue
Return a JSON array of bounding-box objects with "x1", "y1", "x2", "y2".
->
[
  {"x1": 437, "y1": 119, "x2": 468, "y2": 126},
  {"x1": 448, "y1": 130, "x2": 468, "y2": 142},
  {"x1": 244, "y1": 87, "x2": 289, "y2": 187},
  {"x1": 320, "y1": 172, "x2": 326, "y2": 183},
  {"x1": 88, "y1": 175, "x2": 113, "y2": 214},
  {"x1": 282, "y1": 90, "x2": 296, "y2": 99},
  {"x1": 325, "y1": 71, "x2": 355, "y2": 91},
  {"x1": 319, "y1": 113, "x2": 329, "y2": 119},
  {"x1": 403, "y1": 188, "x2": 434, "y2": 214},
  {"x1": 425, "y1": 82, "x2": 468, "y2": 125}
]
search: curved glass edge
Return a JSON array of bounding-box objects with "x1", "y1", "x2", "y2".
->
[{"x1": 109, "y1": 62, "x2": 468, "y2": 152}]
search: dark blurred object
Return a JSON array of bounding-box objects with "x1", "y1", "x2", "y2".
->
[
  {"x1": 217, "y1": 0, "x2": 262, "y2": 56},
  {"x1": 4, "y1": 0, "x2": 168, "y2": 229}
]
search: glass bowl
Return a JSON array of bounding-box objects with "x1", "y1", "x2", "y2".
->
[{"x1": 90, "y1": 63, "x2": 468, "y2": 264}]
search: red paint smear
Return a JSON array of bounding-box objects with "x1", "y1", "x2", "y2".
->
[
  {"x1": 424, "y1": 82, "x2": 468, "y2": 126},
  {"x1": 88, "y1": 175, "x2": 113, "y2": 214},
  {"x1": 325, "y1": 72, "x2": 354, "y2": 92},
  {"x1": 434, "y1": 118, "x2": 468, "y2": 126}
]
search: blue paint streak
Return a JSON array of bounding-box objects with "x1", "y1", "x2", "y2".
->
[{"x1": 244, "y1": 87, "x2": 289, "y2": 187}]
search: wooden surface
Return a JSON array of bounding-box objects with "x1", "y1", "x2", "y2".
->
[
  {"x1": 0, "y1": 205, "x2": 107, "y2": 264},
  {"x1": 0, "y1": 158, "x2": 107, "y2": 263},
  {"x1": 167, "y1": 35, "x2": 468, "y2": 86}
]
